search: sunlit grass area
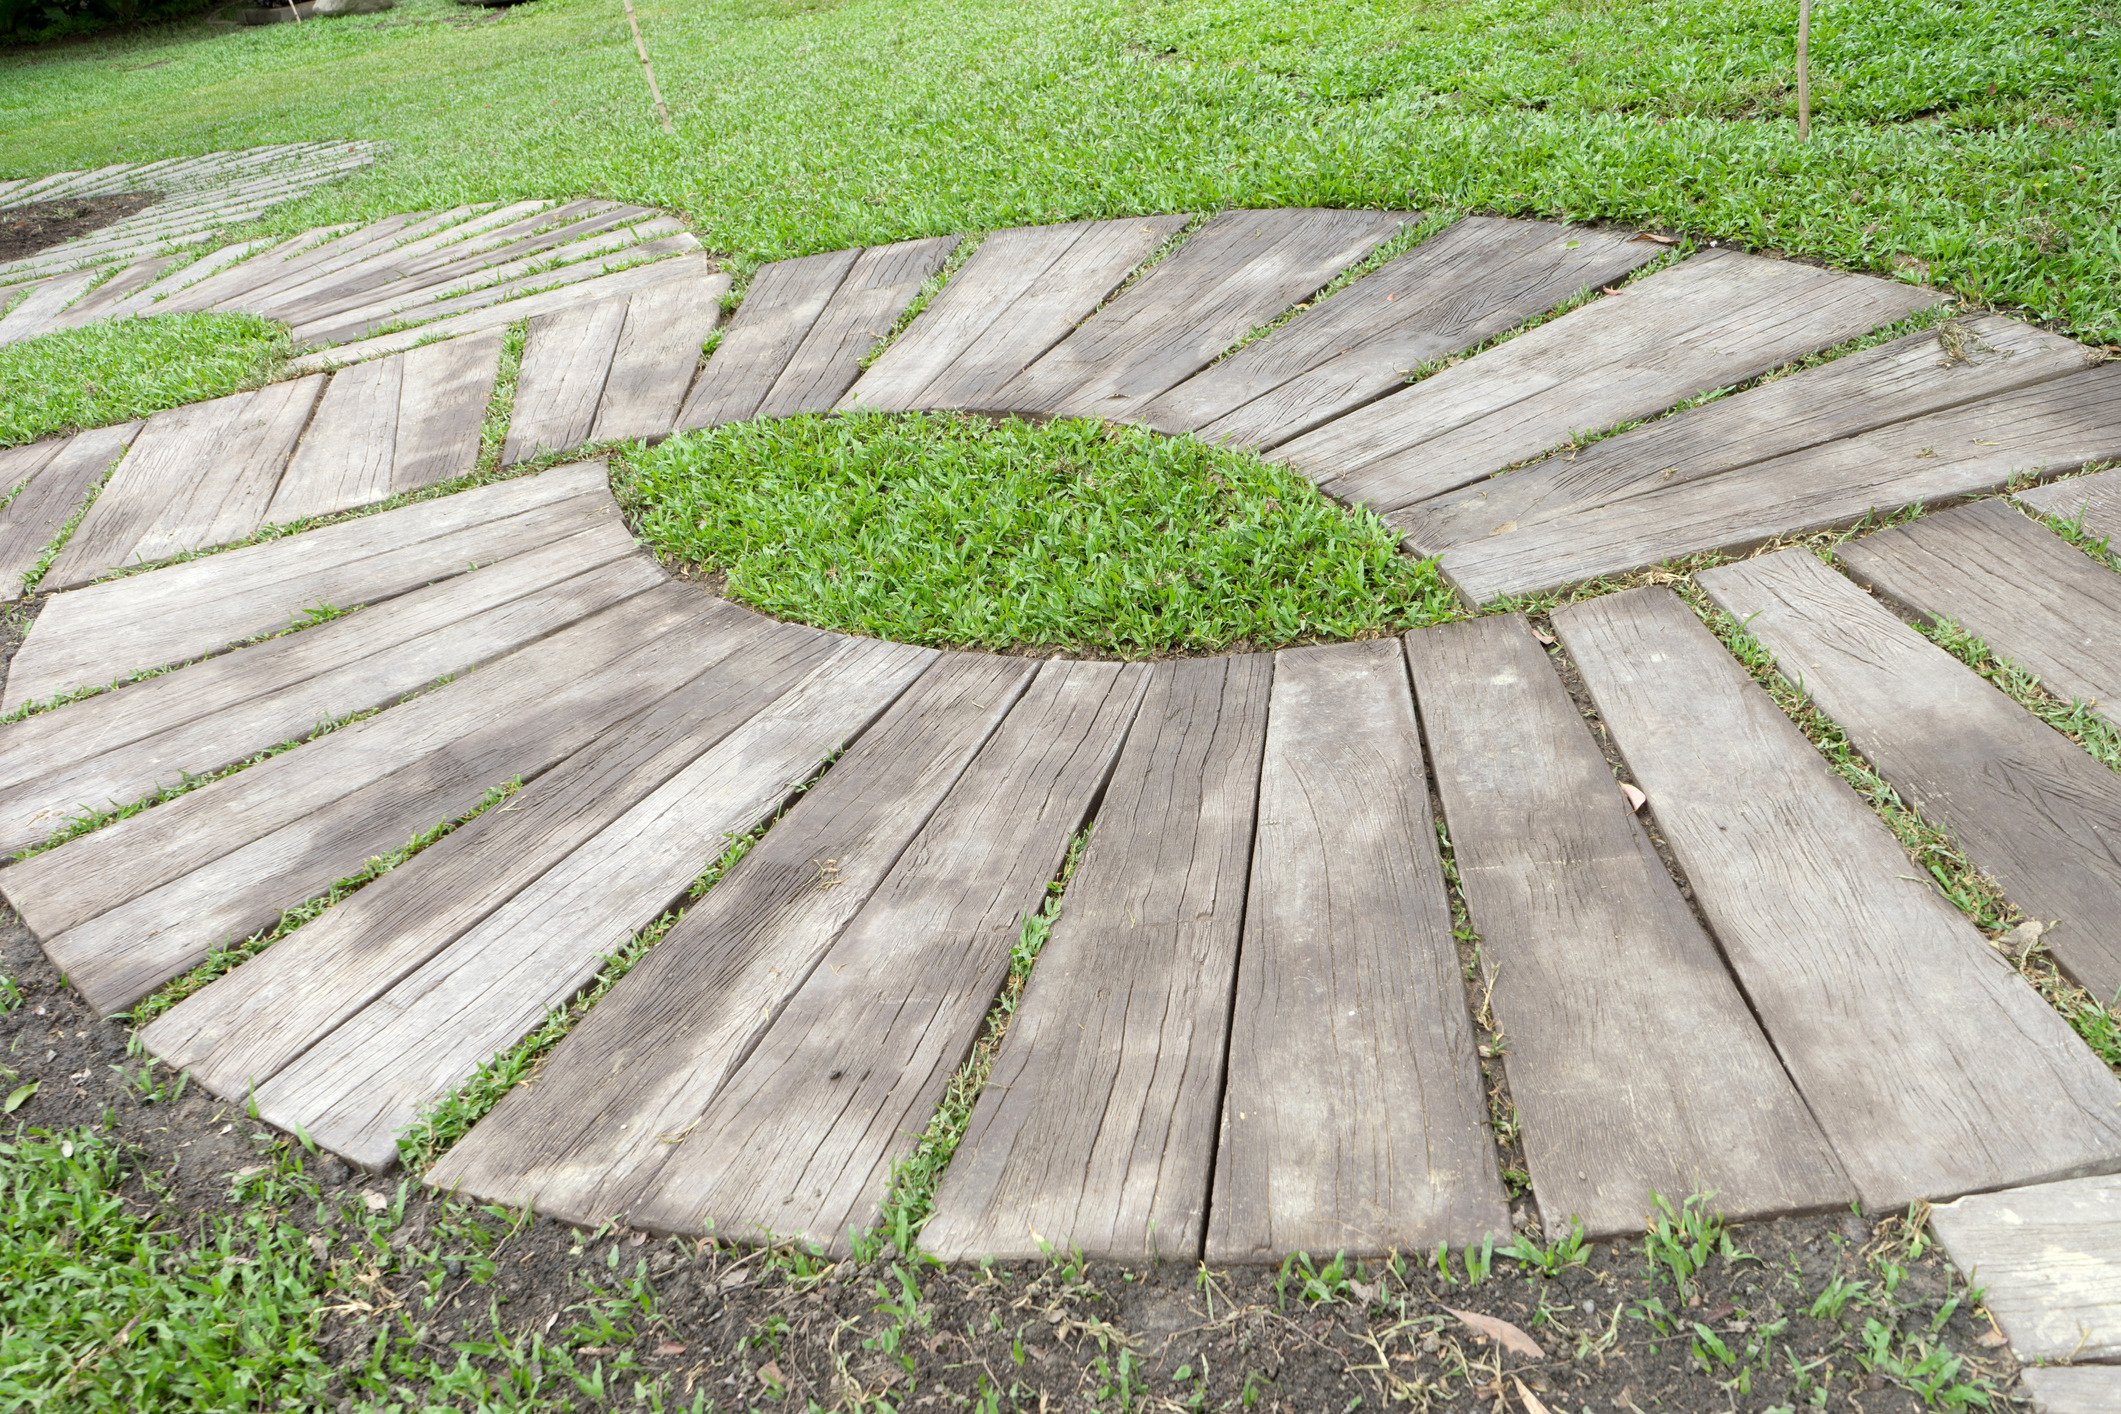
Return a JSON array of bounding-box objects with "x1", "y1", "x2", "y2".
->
[{"x1": 0, "y1": 311, "x2": 288, "y2": 447}]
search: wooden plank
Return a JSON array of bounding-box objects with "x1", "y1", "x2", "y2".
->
[
  {"x1": 842, "y1": 217, "x2": 1185, "y2": 413},
  {"x1": 1279, "y1": 250, "x2": 1941, "y2": 516},
  {"x1": 1554, "y1": 588, "x2": 2121, "y2": 1207},
  {"x1": 241, "y1": 204, "x2": 546, "y2": 320},
  {"x1": 48, "y1": 255, "x2": 182, "y2": 328},
  {"x1": 1208, "y1": 639, "x2": 1509, "y2": 1261},
  {"x1": 152, "y1": 228, "x2": 357, "y2": 316},
  {"x1": 503, "y1": 297, "x2": 628, "y2": 464},
  {"x1": 1407, "y1": 315, "x2": 2089, "y2": 596},
  {"x1": 1143, "y1": 217, "x2": 1657, "y2": 448},
  {"x1": 923, "y1": 655, "x2": 1273, "y2": 1262},
  {"x1": 2018, "y1": 467, "x2": 2121, "y2": 544},
  {"x1": 3, "y1": 462, "x2": 615, "y2": 711},
  {"x1": 1930, "y1": 1174, "x2": 2121, "y2": 1362},
  {"x1": 754, "y1": 236, "x2": 958, "y2": 419},
  {"x1": 673, "y1": 249, "x2": 859, "y2": 429},
  {"x1": 389, "y1": 333, "x2": 501, "y2": 492},
  {"x1": 996, "y1": 209, "x2": 1405, "y2": 422},
  {"x1": 147, "y1": 632, "x2": 927, "y2": 1105},
  {"x1": 0, "y1": 529, "x2": 655, "y2": 856},
  {"x1": 1700, "y1": 550, "x2": 2121, "y2": 1005},
  {"x1": 265, "y1": 356, "x2": 401, "y2": 525},
  {"x1": 263, "y1": 634, "x2": 947, "y2": 1170},
  {"x1": 426, "y1": 652, "x2": 1032, "y2": 1221},
  {"x1": 1843, "y1": 500, "x2": 2121, "y2": 727},
  {"x1": 0, "y1": 423, "x2": 139, "y2": 601},
  {"x1": 612, "y1": 659, "x2": 1150, "y2": 1249},
  {"x1": 5, "y1": 586, "x2": 739, "y2": 1015},
  {"x1": 100, "y1": 238, "x2": 276, "y2": 319},
  {"x1": 588, "y1": 279, "x2": 725, "y2": 443},
  {"x1": 0, "y1": 268, "x2": 102, "y2": 346},
  {"x1": 1404, "y1": 613, "x2": 1847, "y2": 1237},
  {"x1": 45, "y1": 376, "x2": 326, "y2": 587},
  {"x1": 2021, "y1": 1367, "x2": 2121, "y2": 1414}
]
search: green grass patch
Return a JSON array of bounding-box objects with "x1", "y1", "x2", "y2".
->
[
  {"x1": 619, "y1": 411, "x2": 1457, "y2": 657},
  {"x1": 0, "y1": 311, "x2": 289, "y2": 448}
]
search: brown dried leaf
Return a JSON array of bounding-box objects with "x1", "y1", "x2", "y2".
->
[
  {"x1": 1515, "y1": 1377, "x2": 1555, "y2": 1413},
  {"x1": 1620, "y1": 781, "x2": 1647, "y2": 812},
  {"x1": 1445, "y1": 1306, "x2": 1545, "y2": 1359}
]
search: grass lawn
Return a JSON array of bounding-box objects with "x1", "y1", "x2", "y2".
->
[
  {"x1": 0, "y1": 312, "x2": 288, "y2": 447},
  {"x1": 1, "y1": 0, "x2": 2116, "y2": 341}
]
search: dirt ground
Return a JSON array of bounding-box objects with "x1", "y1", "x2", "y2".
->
[{"x1": 0, "y1": 192, "x2": 157, "y2": 264}]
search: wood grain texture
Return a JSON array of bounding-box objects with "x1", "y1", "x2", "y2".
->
[
  {"x1": 754, "y1": 236, "x2": 958, "y2": 419},
  {"x1": 674, "y1": 249, "x2": 859, "y2": 429},
  {"x1": 1842, "y1": 499, "x2": 2121, "y2": 725},
  {"x1": 250, "y1": 629, "x2": 927, "y2": 1169},
  {"x1": 388, "y1": 333, "x2": 502, "y2": 492},
  {"x1": 616, "y1": 659, "x2": 1150, "y2": 1250},
  {"x1": 923, "y1": 654, "x2": 1273, "y2": 1262},
  {"x1": 2017, "y1": 466, "x2": 2121, "y2": 544},
  {"x1": 1404, "y1": 613, "x2": 1847, "y2": 1236},
  {"x1": 1208, "y1": 639, "x2": 1509, "y2": 1262},
  {"x1": 1701, "y1": 549, "x2": 2121, "y2": 1006},
  {"x1": 426, "y1": 651, "x2": 1030, "y2": 1219},
  {"x1": 1555, "y1": 587, "x2": 2121, "y2": 1207},
  {"x1": 0, "y1": 423, "x2": 140, "y2": 602},
  {"x1": 5, "y1": 586, "x2": 731, "y2": 1014},
  {"x1": 842, "y1": 218, "x2": 1186, "y2": 412},
  {"x1": 589, "y1": 280, "x2": 725, "y2": 443},
  {"x1": 1930, "y1": 1174, "x2": 2121, "y2": 1361},
  {"x1": 2019, "y1": 1367, "x2": 2121, "y2": 1414},
  {"x1": 1143, "y1": 217, "x2": 1655, "y2": 448},
  {"x1": 265, "y1": 353, "x2": 402, "y2": 523},
  {"x1": 1409, "y1": 315, "x2": 2088, "y2": 598},
  {"x1": 503, "y1": 296, "x2": 628, "y2": 464},
  {"x1": 996, "y1": 209, "x2": 1406, "y2": 422},
  {"x1": 0, "y1": 268, "x2": 102, "y2": 346},
  {"x1": 2, "y1": 462, "x2": 615, "y2": 711},
  {"x1": 1279, "y1": 250, "x2": 1940, "y2": 516}
]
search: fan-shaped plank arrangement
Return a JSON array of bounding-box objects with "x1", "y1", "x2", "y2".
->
[{"x1": 4, "y1": 196, "x2": 2121, "y2": 1269}]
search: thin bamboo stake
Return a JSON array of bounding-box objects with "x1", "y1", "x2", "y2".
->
[
  {"x1": 622, "y1": 0, "x2": 675, "y2": 136},
  {"x1": 1797, "y1": 0, "x2": 1812, "y2": 140}
]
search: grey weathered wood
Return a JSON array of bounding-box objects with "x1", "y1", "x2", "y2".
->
[
  {"x1": 1555, "y1": 588, "x2": 2121, "y2": 1207},
  {"x1": 1208, "y1": 639, "x2": 1509, "y2": 1261},
  {"x1": 843, "y1": 217, "x2": 1187, "y2": 413},
  {"x1": 675, "y1": 249, "x2": 858, "y2": 430},
  {"x1": 1700, "y1": 549, "x2": 2121, "y2": 1006},
  {"x1": 0, "y1": 267, "x2": 102, "y2": 346},
  {"x1": 997, "y1": 209, "x2": 1405, "y2": 422},
  {"x1": 45, "y1": 376, "x2": 326, "y2": 587},
  {"x1": 49, "y1": 255, "x2": 182, "y2": 328},
  {"x1": 2020, "y1": 1367, "x2": 2121, "y2": 1414},
  {"x1": 389, "y1": 333, "x2": 502, "y2": 492},
  {"x1": 249, "y1": 631, "x2": 931, "y2": 1169},
  {"x1": 504, "y1": 297, "x2": 628, "y2": 464},
  {"x1": 0, "y1": 529, "x2": 655, "y2": 856},
  {"x1": 4, "y1": 586, "x2": 733, "y2": 1014},
  {"x1": 923, "y1": 654, "x2": 1273, "y2": 1262},
  {"x1": 1404, "y1": 613, "x2": 1847, "y2": 1236},
  {"x1": 1930, "y1": 1174, "x2": 2121, "y2": 1362},
  {"x1": 1410, "y1": 315, "x2": 2089, "y2": 598},
  {"x1": 239, "y1": 204, "x2": 544, "y2": 320},
  {"x1": 614, "y1": 659, "x2": 1149, "y2": 1249},
  {"x1": 2017, "y1": 467, "x2": 2121, "y2": 544},
  {"x1": 1143, "y1": 217, "x2": 1657, "y2": 448},
  {"x1": 426, "y1": 651, "x2": 1030, "y2": 1219},
  {"x1": 266, "y1": 355, "x2": 401, "y2": 524},
  {"x1": 3, "y1": 463, "x2": 615, "y2": 711},
  {"x1": 149, "y1": 631, "x2": 917, "y2": 1105},
  {"x1": 99, "y1": 238, "x2": 274, "y2": 319},
  {"x1": 1280, "y1": 250, "x2": 1940, "y2": 516},
  {"x1": 589, "y1": 280, "x2": 725, "y2": 442},
  {"x1": 0, "y1": 423, "x2": 140, "y2": 601},
  {"x1": 754, "y1": 236, "x2": 958, "y2": 419},
  {"x1": 1844, "y1": 500, "x2": 2121, "y2": 728}
]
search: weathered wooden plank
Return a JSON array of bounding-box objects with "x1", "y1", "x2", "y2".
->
[
  {"x1": 1701, "y1": 549, "x2": 2121, "y2": 1004},
  {"x1": 152, "y1": 228, "x2": 358, "y2": 316},
  {"x1": 0, "y1": 530, "x2": 654, "y2": 856},
  {"x1": 589, "y1": 280, "x2": 725, "y2": 443},
  {"x1": 265, "y1": 356, "x2": 401, "y2": 525},
  {"x1": 674, "y1": 250, "x2": 858, "y2": 429},
  {"x1": 1554, "y1": 587, "x2": 2121, "y2": 1207},
  {"x1": 5, "y1": 586, "x2": 736, "y2": 1015},
  {"x1": 1144, "y1": 217, "x2": 1656, "y2": 448},
  {"x1": 48, "y1": 255, "x2": 182, "y2": 328},
  {"x1": 1208, "y1": 639, "x2": 1509, "y2": 1262},
  {"x1": 2017, "y1": 467, "x2": 2121, "y2": 544},
  {"x1": 0, "y1": 267, "x2": 102, "y2": 346},
  {"x1": 754, "y1": 236, "x2": 958, "y2": 419},
  {"x1": 389, "y1": 333, "x2": 501, "y2": 492},
  {"x1": 1843, "y1": 500, "x2": 2121, "y2": 727},
  {"x1": 1279, "y1": 250, "x2": 1940, "y2": 516},
  {"x1": 997, "y1": 209, "x2": 1405, "y2": 422},
  {"x1": 241, "y1": 204, "x2": 545, "y2": 321},
  {"x1": 2020, "y1": 1367, "x2": 2121, "y2": 1414},
  {"x1": 503, "y1": 297, "x2": 628, "y2": 464},
  {"x1": 1930, "y1": 1174, "x2": 2121, "y2": 1362},
  {"x1": 3, "y1": 463, "x2": 615, "y2": 711},
  {"x1": 147, "y1": 632, "x2": 927, "y2": 1107},
  {"x1": 612, "y1": 659, "x2": 1149, "y2": 1249},
  {"x1": 1408, "y1": 315, "x2": 2089, "y2": 597},
  {"x1": 45, "y1": 376, "x2": 326, "y2": 587},
  {"x1": 923, "y1": 654, "x2": 1273, "y2": 1262},
  {"x1": 0, "y1": 423, "x2": 140, "y2": 601},
  {"x1": 426, "y1": 652, "x2": 1032, "y2": 1221},
  {"x1": 842, "y1": 218, "x2": 1186, "y2": 413},
  {"x1": 1404, "y1": 613, "x2": 1847, "y2": 1236}
]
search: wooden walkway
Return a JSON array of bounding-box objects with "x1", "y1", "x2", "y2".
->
[{"x1": 4, "y1": 187, "x2": 2121, "y2": 1282}]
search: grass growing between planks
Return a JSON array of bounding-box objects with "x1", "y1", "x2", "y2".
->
[
  {"x1": 0, "y1": 312, "x2": 289, "y2": 448},
  {"x1": 619, "y1": 411, "x2": 1458, "y2": 657}
]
